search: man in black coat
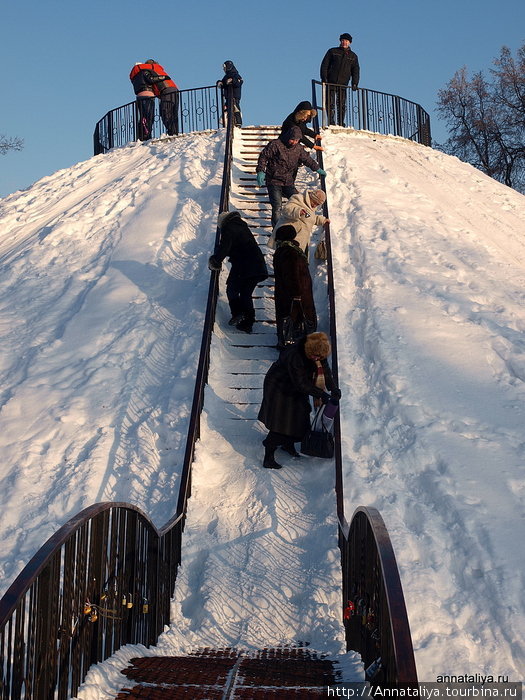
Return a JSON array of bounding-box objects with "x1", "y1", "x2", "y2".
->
[
  {"x1": 256, "y1": 126, "x2": 326, "y2": 227},
  {"x1": 208, "y1": 211, "x2": 268, "y2": 333},
  {"x1": 320, "y1": 33, "x2": 360, "y2": 126}
]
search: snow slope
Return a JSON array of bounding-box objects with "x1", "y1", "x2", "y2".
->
[{"x1": 0, "y1": 127, "x2": 524, "y2": 687}]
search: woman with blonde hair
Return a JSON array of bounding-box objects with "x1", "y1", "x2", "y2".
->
[{"x1": 258, "y1": 332, "x2": 341, "y2": 469}]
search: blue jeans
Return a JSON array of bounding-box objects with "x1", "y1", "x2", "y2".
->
[{"x1": 267, "y1": 183, "x2": 298, "y2": 227}]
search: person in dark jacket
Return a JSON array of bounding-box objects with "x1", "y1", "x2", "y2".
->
[
  {"x1": 256, "y1": 126, "x2": 326, "y2": 227},
  {"x1": 129, "y1": 62, "x2": 157, "y2": 141},
  {"x1": 281, "y1": 101, "x2": 322, "y2": 151},
  {"x1": 273, "y1": 224, "x2": 317, "y2": 348},
  {"x1": 145, "y1": 60, "x2": 180, "y2": 136},
  {"x1": 320, "y1": 33, "x2": 360, "y2": 126},
  {"x1": 258, "y1": 332, "x2": 340, "y2": 469},
  {"x1": 208, "y1": 211, "x2": 268, "y2": 333},
  {"x1": 217, "y1": 60, "x2": 243, "y2": 126}
]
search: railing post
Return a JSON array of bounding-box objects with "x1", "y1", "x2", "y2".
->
[{"x1": 360, "y1": 88, "x2": 368, "y2": 132}]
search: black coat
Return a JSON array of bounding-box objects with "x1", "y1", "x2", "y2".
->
[
  {"x1": 218, "y1": 61, "x2": 243, "y2": 101},
  {"x1": 258, "y1": 339, "x2": 336, "y2": 439},
  {"x1": 281, "y1": 101, "x2": 317, "y2": 149},
  {"x1": 214, "y1": 212, "x2": 268, "y2": 280},
  {"x1": 256, "y1": 129, "x2": 319, "y2": 187},
  {"x1": 320, "y1": 46, "x2": 360, "y2": 87},
  {"x1": 273, "y1": 241, "x2": 316, "y2": 328}
]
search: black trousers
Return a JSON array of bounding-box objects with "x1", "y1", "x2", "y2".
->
[
  {"x1": 226, "y1": 274, "x2": 259, "y2": 323},
  {"x1": 160, "y1": 90, "x2": 180, "y2": 136},
  {"x1": 326, "y1": 85, "x2": 347, "y2": 126},
  {"x1": 136, "y1": 96, "x2": 155, "y2": 141}
]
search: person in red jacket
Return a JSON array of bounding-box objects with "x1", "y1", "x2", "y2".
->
[
  {"x1": 129, "y1": 60, "x2": 180, "y2": 139},
  {"x1": 129, "y1": 62, "x2": 156, "y2": 141},
  {"x1": 145, "y1": 60, "x2": 180, "y2": 136}
]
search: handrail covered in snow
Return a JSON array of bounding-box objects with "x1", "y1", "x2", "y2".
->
[
  {"x1": 0, "y1": 88, "x2": 236, "y2": 700},
  {"x1": 312, "y1": 122, "x2": 418, "y2": 683},
  {"x1": 312, "y1": 80, "x2": 431, "y2": 145},
  {"x1": 93, "y1": 84, "x2": 221, "y2": 155}
]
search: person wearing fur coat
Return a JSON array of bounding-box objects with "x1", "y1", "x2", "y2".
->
[
  {"x1": 281, "y1": 101, "x2": 321, "y2": 151},
  {"x1": 268, "y1": 189, "x2": 330, "y2": 255}
]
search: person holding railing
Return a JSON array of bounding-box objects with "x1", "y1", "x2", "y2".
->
[
  {"x1": 256, "y1": 126, "x2": 326, "y2": 227},
  {"x1": 281, "y1": 101, "x2": 322, "y2": 151},
  {"x1": 320, "y1": 33, "x2": 360, "y2": 126},
  {"x1": 145, "y1": 59, "x2": 180, "y2": 136},
  {"x1": 217, "y1": 60, "x2": 243, "y2": 126},
  {"x1": 129, "y1": 61, "x2": 157, "y2": 141}
]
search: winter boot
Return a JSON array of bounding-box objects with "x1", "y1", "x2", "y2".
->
[
  {"x1": 263, "y1": 447, "x2": 283, "y2": 469},
  {"x1": 281, "y1": 442, "x2": 301, "y2": 458}
]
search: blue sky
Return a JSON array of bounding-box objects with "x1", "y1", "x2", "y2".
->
[{"x1": 1, "y1": 0, "x2": 524, "y2": 198}]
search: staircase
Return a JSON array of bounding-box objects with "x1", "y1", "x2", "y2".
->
[{"x1": 108, "y1": 126, "x2": 363, "y2": 696}]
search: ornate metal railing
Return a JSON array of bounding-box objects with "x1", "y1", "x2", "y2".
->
[
  {"x1": 312, "y1": 80, "x2": 431, "y2": 145},
  {"x1": 0, "y1": 90, "x2": 236, "y2": 700},
  {"x1": 93, "y1": 84, "x2": 221, "y2": 155}
]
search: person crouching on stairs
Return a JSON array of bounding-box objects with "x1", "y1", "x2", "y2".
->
[
  {"x1": 258, "y1": 332, "x2": 341, "y2": 469},
  {"x1": 208, "y1": 211, "x2": 268, "y2": 334}
]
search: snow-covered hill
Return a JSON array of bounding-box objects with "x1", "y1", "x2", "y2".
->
[{"x1": 1, "y1": 128, "x2": 524, "y2": 683}]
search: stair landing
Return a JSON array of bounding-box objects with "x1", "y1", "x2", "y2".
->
[{"x1": 116, "y1": 646, "x2": 349, "y2": 698}]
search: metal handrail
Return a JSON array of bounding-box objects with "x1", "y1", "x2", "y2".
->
[
  {"x1": 0, "y1": 88, "x2": 236, "y2": 700},
  {"x1": 93, "y1": 84, "x2": 221, "y2": 155},
  {"x1": 312, "y1": 80, "x2": 431, "y2": 145},
  {"x1": 343, "y1": 507, "x2": 418, "y2": 685},
  {"x1": 311, "y1": 102, "x2": 418, "y2": 683}
]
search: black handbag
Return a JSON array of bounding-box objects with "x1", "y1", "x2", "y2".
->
[
  {"x1": 281, "y1": 297, "x2": 306, "y2": 346},
  {"x1": 300, "y1": 407, "x2": 335, "y2": 459}
]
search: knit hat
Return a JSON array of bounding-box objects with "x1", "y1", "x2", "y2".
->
[
  {"x1": 218, "y1": 210, "x2": 241, "y2": 228},
  {"x1": 308, "y1": 190, "x2": 326, "y2": 207},
  {"x1": 305, "y1": 332, "x2": 331, "y2": 359},
  {"x1": 339, "y1": 33, "x2": 352, "y2": 42},
  {"x1": 275, "y1": 224, "x2": 297, "y2": 241}
]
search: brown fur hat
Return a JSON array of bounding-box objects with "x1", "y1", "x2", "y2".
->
[
  {"x1": 304, "y1": 332, "x2": 331, "y2": 359},
  {"x1": 295, "y1": 108, "x2": 317, "y2": 122}
]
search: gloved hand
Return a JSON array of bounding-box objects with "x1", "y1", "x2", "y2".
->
[
  {"x1": 208, "y1": 255, "x2": 221, "y2": 271},
  {"x1": 331, "y1": 388, "x2": 342, "y2": 400},
  {"x1": 320, "y1": 392, "x2": 331, "y2": 405},
  {"x1": 256, "y1": 171, "x2": 266, "y2": 186},
  {"x1": 316, "y1": 168, "x2": 326, "y2": 177},
  {"x1": 352, "y1": 85, "x2": 358, "y2": 91}
]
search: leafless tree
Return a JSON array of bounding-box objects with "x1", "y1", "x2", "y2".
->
[
  {"x1": 0, "y1": 134, "x2": 24, "y2": 155},
  {"x1": 437, "y1": 43, "x2": 525, "y2": 193}
]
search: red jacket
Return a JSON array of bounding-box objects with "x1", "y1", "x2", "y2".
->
[{"x1": 129, "y1": 63, "x2": 178, "y2": 96}]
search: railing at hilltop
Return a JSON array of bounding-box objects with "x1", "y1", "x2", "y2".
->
[
  {"x1": 0, "y1": 91, "x2": 236, "y2": 700},
  {"x1": 312, "y1": 80, "x2": 431, "y2": 145},
  {"x1": 93, "y1": 85, "x2": 221, "y2": 155}
]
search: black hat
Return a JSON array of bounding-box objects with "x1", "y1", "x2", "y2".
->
[
  {"x1": 275, "y1": 225, "x2": 297, "y2": 241},
  {"x1": 339, "y1": 33, "x2": 352, "y2": 42}
]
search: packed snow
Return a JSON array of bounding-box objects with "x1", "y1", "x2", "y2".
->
[{"x1": 0, "y1": 126, "x2": 524, "y2": 694}]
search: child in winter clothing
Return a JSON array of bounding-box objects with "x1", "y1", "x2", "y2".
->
[
  {"x1": 217, "y1": 60, "x2": 243, "y2": 125},
  {"x1": 281, "y1": 101, "x2": 322, "y2": 151},
  {"x1": 208, "y1": 211, "x2": 268, "y2": 333},
  {"x1": 269, "y1": 189, "x2": 330, "y2": 255}
]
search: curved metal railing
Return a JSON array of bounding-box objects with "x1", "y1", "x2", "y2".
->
[
  {"x1": 93, "y1": 84, "x2": 221, "y2": 155},
  {"x1": 343, "y1": 507, "x2": 418, "y2": 685},
  {"x1": 0, "y1": 90, "x2": 236, "y2": 700},
  {"x1": 312, "y1": 80, "x2": 431, "y2": 145}
]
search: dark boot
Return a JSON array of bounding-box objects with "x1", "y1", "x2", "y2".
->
[
  {"x1": 263, "y1": 446, "x2": 282, "y2": 469},
  {"x1": 281, "y1": 442, "x2": 301, "y2": 458}
]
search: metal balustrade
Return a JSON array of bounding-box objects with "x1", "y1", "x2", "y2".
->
[
  {"x1": 93, "y1": 85, "x2": 221, "y2": 155},
  {"x1": 312, "y1": 80, "x2": 431, "y2": 145}
]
